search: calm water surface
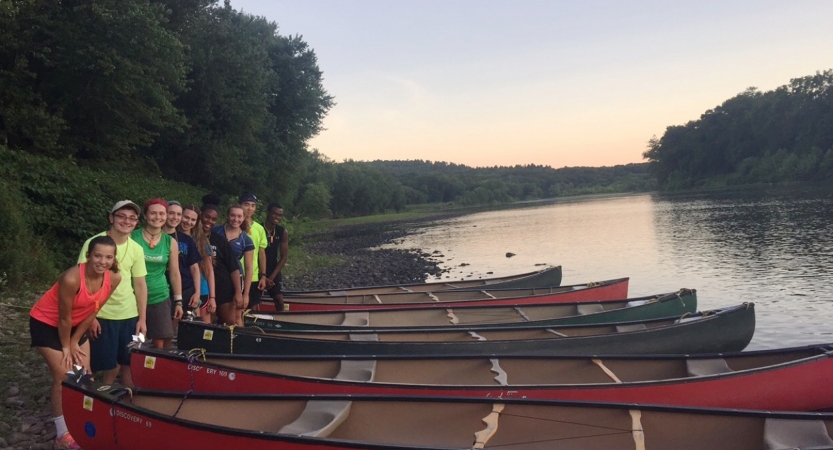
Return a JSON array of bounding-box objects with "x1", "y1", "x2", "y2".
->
[{"x1": 384, "y1": 186, "x2": 833, "y2": 350}]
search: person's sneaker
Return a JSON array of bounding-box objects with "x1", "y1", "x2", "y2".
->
[{"x1": 55, "y1": 432, "x2": 81, "y2": 450}]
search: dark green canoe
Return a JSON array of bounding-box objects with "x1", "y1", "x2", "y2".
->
[
  {"x1": 244, "y1": 289, "x2": 697, "y2": 332},
  {"x1": 178, "y1": 303, "x2": 755, "y2": 356}
]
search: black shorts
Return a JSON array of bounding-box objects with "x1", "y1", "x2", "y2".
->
[
  {"x1": 29, "y1": 317, "x2": 88, "y2": 351},
  {"x1": 265, "y1": 273, "x2": 284, "y2": 298}
]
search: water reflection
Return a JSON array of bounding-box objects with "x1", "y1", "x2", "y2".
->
[{"x1": 385, "y1": 187, "x2": 833, "y2": 349}]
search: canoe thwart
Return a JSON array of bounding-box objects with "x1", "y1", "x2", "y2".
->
[
  {"x1": 335, "y1": 360, "x2": 377, "y2": 382},
  {"x1": 349, "y1": 333, "x2": 378, "y2": 342},
  {"x1": 489, "y1": 359, "x2": 508, "y2": 386},
  {"x1": 763, "y1": 418, "x2": 833, "y2": 450},
  {"x1": 469, "y1": 331, "x2": 487, "y2": 341},
  {"x1": 630, "y1": 409, "x2": 646, "y2": 450},
  {"x1": 576, "y1": 304, "x2": 605, "y2": 315},
  {"x1": 591, "y1": 359, "x2": 623, "y2": 384},
  {"x1": 513, "y1": 307, "x2": 531, "y2": 322},
  {"x1": 616, "y1": 323, "x2": 647, "y2": 333},
  {"x1": 278, "y1": 400, "x2": 352, "y2": 437},
  {"x1": 473, "y1": 403, "x2": 505, "y2": 449},
  {"x1": 686, "y1": 358, "x2": 733, "y2": 377},
  {"x1": 446, "y1": 308, "x2": 459, "y2": 325},
  {"x1": 625, "y1": 300, "x2": 649, "y2": 307}
]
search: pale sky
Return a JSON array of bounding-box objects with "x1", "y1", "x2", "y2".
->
[{"x1": 231, "y1": 0, "x2": 833, "y2": 168}]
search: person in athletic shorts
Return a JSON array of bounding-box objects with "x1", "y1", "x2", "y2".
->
[
  {"x1": 131, "y1": 199, "x2": 182, "y2": 349},
  {"x1": 212, "y1": 204, "x2": 254, "y2": 326},
  {"x1": 239, "y1": 193, "x2": 267, "y2": 310},
  {"x1": 78, "y1": 200, "x2": 147, "y2": 387},
  {"x1": 201, "y1": 203, "x2": 243, "y2": 325},
  {"x1": 32, "y1": 236, "x2": 122, "y2": 449},
  {"x1": 179, "y1": 204, "x2": 216, "y2": 321},
  {"x1": 259, "y1": 203, "x2": 289, "y2": 312},
  {"x1": 164, "y1": 201, "x2": 202, "y2": 326}
]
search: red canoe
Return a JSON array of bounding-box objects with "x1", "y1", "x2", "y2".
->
[
  {"x1": 64, "y1": 374, "x2": 833, "y2": 450},
  {"x1": 130, "y1": 343, "x2": 833, "y2": 411},
  {"x1": 257, "y1": 277, "x2": 629, "y2": 312}
]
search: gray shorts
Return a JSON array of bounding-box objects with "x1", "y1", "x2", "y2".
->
[{"x1": 146, "y1": 298, "x2": 174, "y2": 340}]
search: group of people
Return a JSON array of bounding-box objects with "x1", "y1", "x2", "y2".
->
[{"x1": 28, "y1": 194, "x2": 288, "y2": 449}]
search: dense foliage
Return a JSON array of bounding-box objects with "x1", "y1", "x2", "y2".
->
[
  {"x1": 0, "y1": 0, "x2": 655, "y2": 290},
  {"x1": 0, "y1": 0, "x2": 333, "y2": 202},
  {"x1": 643, "y1": 70, "x2": 833, "y2": 189}
]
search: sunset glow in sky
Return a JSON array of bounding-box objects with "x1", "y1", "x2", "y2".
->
[{"x1": 232, "y1": 0, "x2": 833, "y2": 168}]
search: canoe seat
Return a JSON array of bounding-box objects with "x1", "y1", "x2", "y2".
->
[
  {"x1": 625, "y1": 300, "x2": 648, "y2": 307},
  {"x1": 327, "y1": 290, "x2": 348, "y2": 297},
  {"x1": 577, "y1": 304, "x2": 604, "y2": 315},
  {"x1": 674, "y1": 315, "x2": 703, "y2": 324},
  {"x1": 615, "y1": 323, "x2": 647, "y2": 333},
  {"x1": 335, "y1": 359, "x2": 377, "y2": 382},
  {"x1": 342, "y1": 312, "x2": 369, "y2": 327},
  {"x1": 278, "y1": 400, "x2": 352, "y2": 438},
  {"x1": 686, "y1": 358, "x2": 733, "y2": 377},
  {"x1": 764, "y1": 418, "x2": 833, "y2": 450},
  {"x1": 349, "y1": 332, "x2": 378, "y2": 342}
]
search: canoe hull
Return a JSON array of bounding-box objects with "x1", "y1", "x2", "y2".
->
[
  {"x1": 177, "y1": 303, "x2": 755, "y2": 356},
  {"x1": 245, "y1": 290, "x2": 697, "y2": 331},
  {"x1": 64, "y1": 377, "x2": 833, "y2": 450},
  {"x1": 283, "y1": 265, "x2": 563, "y2": 297},
  {"x1": 261, "y1": 277, "x2": 629, "y2": 312},
  {"x1": 130, "y1": 344, "x2": 833, "y2": 411}
]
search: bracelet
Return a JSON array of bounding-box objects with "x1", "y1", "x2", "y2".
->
[
  {"x1": 174, "y1": 300, "x2": 183, "y2": 304},
  {"x1": 209, "y1": 296, "x2": 216, "y2": 299},
  {"x1": 174, "y1": 295, "x2": 183, "y2": 301}
]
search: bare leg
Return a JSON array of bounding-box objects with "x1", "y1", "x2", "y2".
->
[
  {"x1": 119, "y1": 364, "x2": 134, "y2": 388},
  {"x1": 153, "y1": 338, "x2": 172, "y2": 349},
  {"x1": 217, "y1": 302, "x2": 237, "y2": 326},
  {"x1": 34, "y1": 347, "x2": 68, "y2": 417}
]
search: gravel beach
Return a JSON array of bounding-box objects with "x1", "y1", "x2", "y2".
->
[{"x1": 0, "y1": 216, "x2": 451, "y2": 449}]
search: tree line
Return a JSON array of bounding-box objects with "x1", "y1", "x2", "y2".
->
[
  {"x1": 643, "y1": 70, "x2": 833, "y2": 189},
  {"x1": 0, "y1": 0, "x2": 656, "y2": 291}
]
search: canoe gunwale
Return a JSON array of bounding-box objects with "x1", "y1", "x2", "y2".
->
[{"x1": 131, "y1": 345, "x2": 830, "y2": 391}]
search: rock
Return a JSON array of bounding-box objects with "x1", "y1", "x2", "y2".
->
[
  {"x1": 486, "y1": 271, "x2": 493, "y2": 274},
  {"x1": 7, "y1": 432, "x2": 26, "y2": 445},
  {"x1": 7, "y1": 385, "x2": 20, "y2": 396},
  {"x1": 5, "y1": 395, "x2": 25, "y2": 406},
  {"x1": 505, "y1": 252, "x2": 516, "y2": 258},
  {"x1": 0, "y1": 437, "x2": 6, "y2": 447},
  {"x1": 0, "y1": 421, "x2": 10, "y2": 433},
  {"x1": 23, "y1": 421, "x2": 45, "y2": 434},
  {"x1": 459, "y1": 263, "x2": 469, "y2": 267}
]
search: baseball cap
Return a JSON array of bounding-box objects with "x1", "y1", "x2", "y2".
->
[
  {"x1": 110, "y1": 200, "x2": 141, "y2": 216},
  {"x1": 238, "y1": 193, "x2": 257, "y2": 204}
]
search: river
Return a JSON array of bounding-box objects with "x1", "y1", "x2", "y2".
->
[{"x1": 383, "y1": 185, "x2": 833, "y2": 350}]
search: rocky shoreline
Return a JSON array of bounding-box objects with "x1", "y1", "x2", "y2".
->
[
  {"x1": 0, "y1": 216, "x2": 453, "y2": 449},
  {"x1": 283, "y1": 218, "x2": 456, "y2": 290}
]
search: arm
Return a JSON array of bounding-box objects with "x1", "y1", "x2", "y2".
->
[
  {"x1": 168, "y1": 238, "x2": 183, "y2": 319},
  {"x1": 231, "y1": 269, "x2": 243, "y2": 308},
  {"x1": 133, "y1": 277, "x2": 148, "y2": 336},
  {"x1": 242, "y1": 250, "x2": 253, "y2": 307},
  {"x1": 206, "y1": 255, "x2": 216, "y2": 313},
  {"x1": 266, "y1": 230, "x2": 289, "y2": 285},
  {"x1": 188, "y1": 263, "x2": 201, "y2": 308},
  {"x1": 57, "y1": 268, "x2": 82, "y2": 370}
]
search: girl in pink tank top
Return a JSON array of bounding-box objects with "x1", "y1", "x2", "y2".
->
[{"x1": 28, "y1": 235, "x2": 122, "y2": 450}]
